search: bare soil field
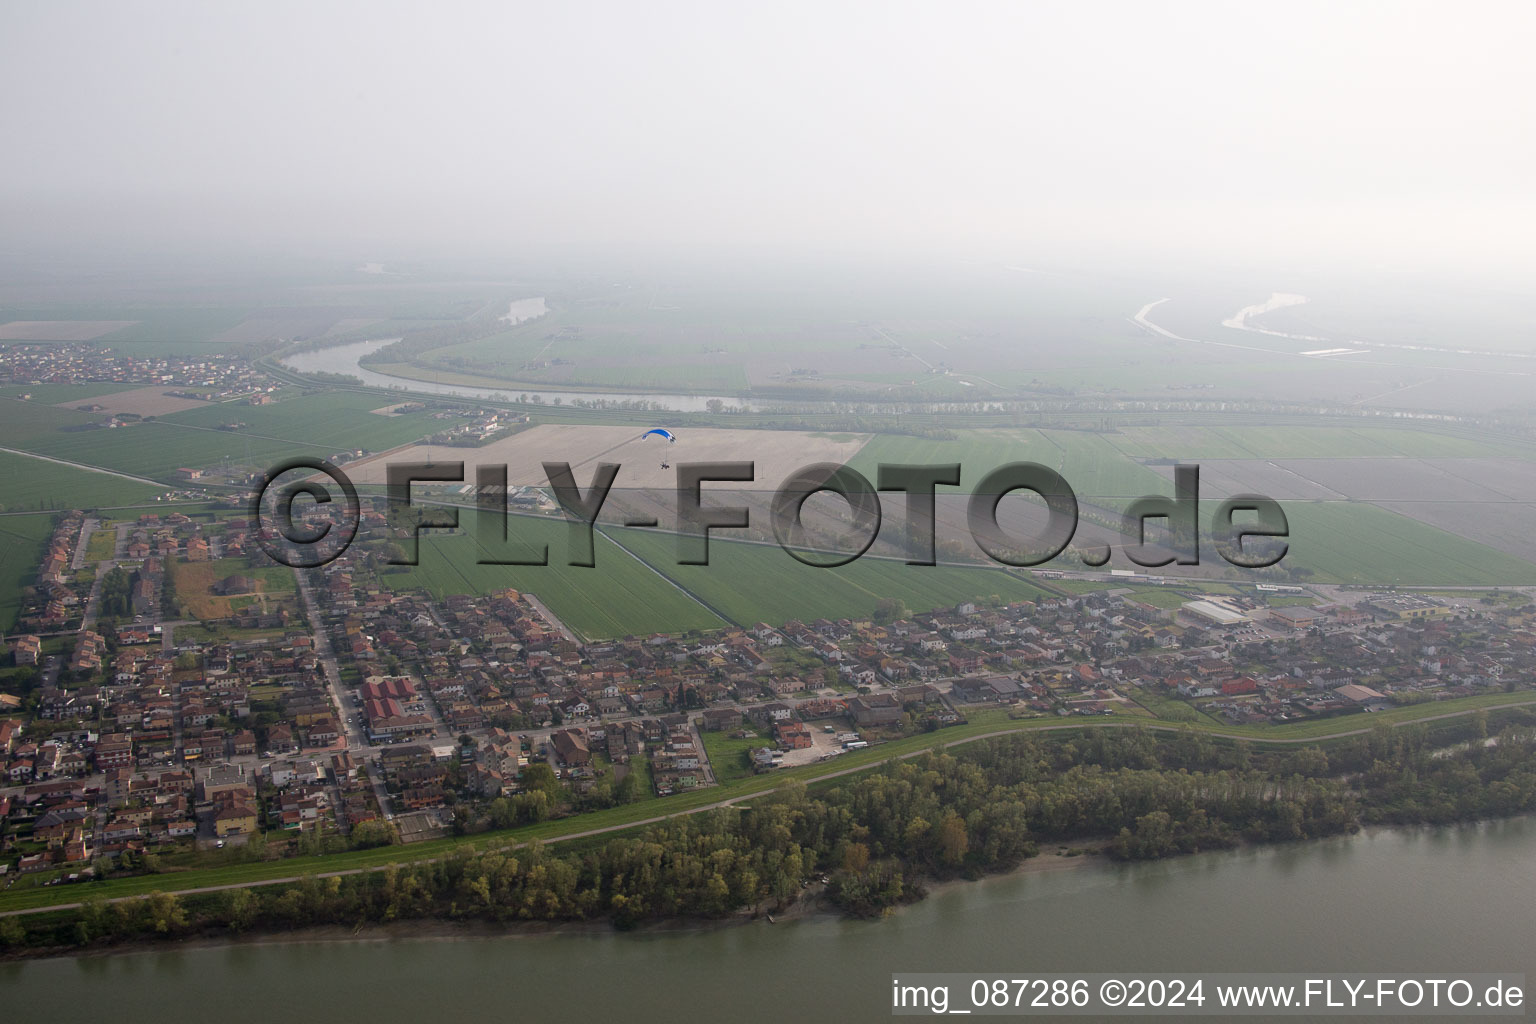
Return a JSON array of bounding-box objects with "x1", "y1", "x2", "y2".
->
[
  {"x1": 1209, "y1": 460, "x2": 1346, "y2": 500},
  {"x1": 0, "y1": 320, "x2": 138, "y2": 341},
  {"x1": 52, "y1": 385, "x2": 211, "y2": 417},
  {"x1": 1277, "y1": 458, "x2": 1521, "y2": 503},
  {"x1": 1147, "y1": 460, "x2": 1346, "y2": 500},
  {"x1": 1421, "y1": 458, "x2": 1536, "y2": 501},
  {"x1": 339, "y1": 424, "x2": 871, "y2": 492}
]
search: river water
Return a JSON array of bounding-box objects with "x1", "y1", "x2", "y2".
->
[
  {"x1": 282, "y1": 337, "x2": 753, "y2": 413},
  {"x1": 5, "y1": 818, "x2": 1531, "y2": 1022},
  {"x1": 283, "y1": 295, "x2": 753, "y2": 411},
  {"x1": 280, "y1": 304, "x2": 1024, "y2": 414}
]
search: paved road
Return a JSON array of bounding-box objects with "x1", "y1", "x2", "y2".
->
[
  {"x1": 79, "y1": 561, "x2": 108, "y2": 632},
  {"x1": 5, "y1": 696, "x2": 1531, "y2": 918},
  {"x1": 69, "y1": 517, "x2": 97, "y2": 571},
  {"x1": 523, "y1": 592, "x2": 579, "y2": 645},
  {"x1": 160, "y1": 620, "x2": 192, "y2": 654},
  {"x1": 293, "y1": 568, "x2": 394, "y2": 818}
]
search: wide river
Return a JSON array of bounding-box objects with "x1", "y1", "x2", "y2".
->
[
  {"x1": 4, "y1": 818, "x2": 1532, "y2": 1021},
  {"x1": 282, "y1": 338, "x2": 755, "y2": 413},
  {"x1": 281, "y1": 295, "x2": 758, "y2": 412}
]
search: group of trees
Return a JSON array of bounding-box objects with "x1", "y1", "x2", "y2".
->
[
  {"x1": 469, "y1": 761, "x2": 648, "y2": 834},
  {"x1": 96, "y1": 566, "x2": 134, "y2": 619},
  {"x1": 160, "y1": 557, "x2": 179, "y2": 618},
  {"x1": 5, "y1": 714, "x2": 1534, "y2": 954}
]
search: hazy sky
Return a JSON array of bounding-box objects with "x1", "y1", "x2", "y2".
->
[{"x1": 2, "y1": 1, "x2": 1532, "y2": 276}]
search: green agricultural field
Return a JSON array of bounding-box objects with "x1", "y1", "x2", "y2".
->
[
  {"x1": 159, "y1": 391, "x2": 461, "y2": 452},
  {"x1": 1043, "y1": 429, "x2": 1173, "y2": 497},
  {"x1": 1106, "y1": 424, "x2": 1525, "y2": 461},
  {"x1": 20, "y1": 422, "x2": 305, "y2": 480},
  {"x1": 846, "y1": 428, "x2": 1169, "y2": 498},
  {"x1": 379, "y1": 516, "x2": 725, "y2": 640},
  {"x1": 0, "y1": 397, "x2": 106, "y2": 449},
  {"x1": 0, "y1": 450, "x2": 165, "y2": 513},
  {"x1": 0, "y1": 383, "x2": 136, "y2": 403},
  {"x1": 606, "y1": 526, "x2": 1052, "y2": 627},
  {"x1": 1257, "y1": 501, "x2": 1536, "y2": 585},
  {"x1": 0, "y1": 514, "x2": 56, "y2": 630},
  {"x1": 6, "y1": 390, "x2": 465, "y2": 481},
  {"x1": 401, "y1": 275, "x2": 1158, "y2": 398},
  {"x1": 417, "y1": 324, "x2": 754, "y2": 394}
]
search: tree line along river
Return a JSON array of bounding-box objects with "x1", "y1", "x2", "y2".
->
[{"x1": 4, "y1": 816, "x2": 1531, "y2": 1023}]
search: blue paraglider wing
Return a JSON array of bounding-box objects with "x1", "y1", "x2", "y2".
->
[{"x1": 641, "y1": 428, "x2": 677, "y2": 443}]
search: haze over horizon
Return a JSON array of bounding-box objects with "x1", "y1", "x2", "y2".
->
[{"x1": 2, "y1": 1, "x2": 1533, "y2": 283}]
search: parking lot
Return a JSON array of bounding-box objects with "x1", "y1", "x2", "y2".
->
[{"x1": 779, "y1": 726, "x2": 853, "y2": 768}]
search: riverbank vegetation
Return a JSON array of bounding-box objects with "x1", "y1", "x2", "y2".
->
[{"x1": 3, "y1": 713, "x2": 1533, "y2": 957}]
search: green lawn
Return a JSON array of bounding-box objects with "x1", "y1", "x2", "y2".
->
[
  {"x1": 610, "y1": 754, "x2": 658, "y2": 803},
  {"x1": 84, "y1": 527, "x2": 117, "y2": 561},
  {"x1": 700, "y1": 730, "x2": 772, "y2": 784},
  {"x1": 1130, "y1": 689, "x2": 1222, "y2": 725}
]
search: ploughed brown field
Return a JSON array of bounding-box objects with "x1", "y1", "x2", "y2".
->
[
  {"x1": 52, "y1": 385, "x2": 211, "y2": 417},
  {"x1": 337, "y1": 423, "x2": 871, "y2": 491}
]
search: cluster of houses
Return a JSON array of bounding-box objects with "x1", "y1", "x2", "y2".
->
[
  {"x1": 121, "y1": 512, "x2": 240, "y2": 563},
  {"x1": 2, "y1": 746, "x2": 373, "y2": 877},
  {"x1": 0, "y1": 619, "x2": 382, "y2": 874},
  {"x1": 13, "y1": 515, "x2": 88, "y2": 633},
  {"x1": 428, "y1": 406, "x2": 529, "y2": 446},
  {"x1": 0, "y1": 343, "x2": 270, "y2": 396},
  {"x1": 949, "y1": 589, "x2": 1535, "y2": 726},
  {"x1": 5, "y1": 483, "x2": 1534, "y2": 880}
]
